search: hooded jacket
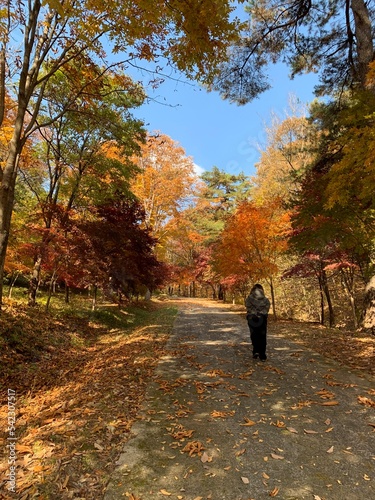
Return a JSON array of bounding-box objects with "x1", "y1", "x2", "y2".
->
[{"x1": 245, "y1": 288, "x2": 271, "y2": 316}]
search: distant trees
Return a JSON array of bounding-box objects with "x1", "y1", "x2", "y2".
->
[{"x1": 165, "y1": 167, "x2": 253, "y2": 298}]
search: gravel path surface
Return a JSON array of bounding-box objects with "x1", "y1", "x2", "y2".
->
[{"x1": 104, "y1": 299, "x2": 375, "y2": 500}]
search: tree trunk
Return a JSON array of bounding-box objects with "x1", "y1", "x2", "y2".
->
[
  {"x1": 318, "y1": 278, "x2": 325, "y2": 325},
  {"x1": 65, "y1": 285, "x2": 70, "y2": 304},
  {"x1": 362, "y1": 275, "x2": 375, "y2": 334},
  {"x1": 349, "y1": 294, "x2": 358, "y2": 329},
  {"x1": 340, "y1": 268, "x2": 358, "y2": 329},
  {"x1": 7, "y1": 271, "x2": 20, "y2": 299},
  {"x1": 209, "y1": 283, "x2": 217, "y2": 299},
  {"x1": 0, "y1": 80, "x2": 29, "y2": 309},
  {"x1": 0, "y1": 152, "x2": 19, "y2": 308},
  {"x1": 351, "y1": 0, "x2": 374, "y2": 89},
  {"x1": 45, "y1": 270, "x2": 57, "y2": 312},
  {"x1": 321, "y1": 269, "x2": 335, "y2": 327},
  {"x1": 92, "y1": 285, "x2": 98, "y2": 311},
  {"x1": 269, "y1": 276, "x2": 277, "y2": 320},
  {"x1": 28, "y1": 255, "x2": 42, "y2": 306}
]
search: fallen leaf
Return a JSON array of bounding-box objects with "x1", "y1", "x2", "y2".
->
[
  {"x1": 286, "y1": 427, "x2": 298, "y2": 434},
  {"x1": 321, "y1": 401, "x2": 339, "y2": 406},
  {"x1": 235, "y1": 448, "x2": 246, "y2": 457},
  {"x1": 316, "y1": 389, "x2": 335, "y2": 399},
  {"x1": 263, "y1": 472, "x2": 270, "y2": 479},
  {"x1": 171, "y1": 427, "x2": 194, "y2": 440},
  {"x1": 269, "y1": 487, "x2": 279, "y2": 497},
  {"x1": 326, "y1": 446, "x2": 334, "y2": 453},
  {"x1": 240, "y1": 418, "x2": 256, "y2": 426},
  {"x1": 201, "y1": 452, "x2": 212, "y2": 463},
  {"x1": 291, "y1": 400, "x2": 313, "y2": 409},
  {"x1": 241, "y1": 476, "x2": 250, "y2": 484},
  {"x1": 358, "y1": 396, "x2": 375, "y2": 408},
  {"x1": 32, "y1": 465, "x2": 48, "y2": 472},
  {"x1": 182, "y1": 440, "x2": 205, "y2": 457},
  {"x1": 364, "y1": 474, "x2": 371, "y2": 481},
  {"x1": 239, "y1": 370, "x2": 254, "y2": 379},
  {"x1": 270, "y1": 453, "x2": 284, "y2": 460},
  {"x1": 125, "y1": 493, "x2": 141, "y2": 500},
  {"x1": 15, "y1": 444, "x2": 33, "y2": 454},
  {"x1": 211, "y1": 410, "x2": 235, "y2": 418},
  {"x1": 272, "y1": 420, "x2": 285, "y2": 428},
  {"x1": 160, "y1": 489, "x2": 172, "y2": 496},
  {"x1": 304, "y1": 429, "x2": 319, "y2": 434},
  {"x1": 195, "y1": 382, "x2": 206, "y2": 394}
]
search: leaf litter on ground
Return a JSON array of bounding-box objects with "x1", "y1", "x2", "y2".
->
[{"x1": 0, "y1": 298, "x2": 177, "y2": 499}]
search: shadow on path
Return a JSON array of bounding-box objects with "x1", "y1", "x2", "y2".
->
[{"x1": 104, "y1": 299, "x2": 375, "y2": 500}]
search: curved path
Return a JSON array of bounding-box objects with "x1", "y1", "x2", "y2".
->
[{"x1": 105, "y1": 299, "x2": 375, "y2": 500}]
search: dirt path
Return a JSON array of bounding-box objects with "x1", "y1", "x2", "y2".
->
[{"x1": 104, "y1": 299, "x2": 375, "y2": 500}]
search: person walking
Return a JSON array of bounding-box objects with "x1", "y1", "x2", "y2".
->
[{"x1": 245, "y1": 284, "x2": 271, "y2": 361}]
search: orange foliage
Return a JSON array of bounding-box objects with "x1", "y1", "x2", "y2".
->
[
  {"x1": 213, "y1": 199, "x2": 290, "y2": 283},
  {"x1": 131, "y1": 133, "x2": 197, "y2": 240}
]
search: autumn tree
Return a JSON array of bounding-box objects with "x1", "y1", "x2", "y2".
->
[
  {"x1": 131, "y1": 133, "x2": 197, "y2": 250},
  {"x1": 74, "y1": 196, "x2": 165, "y2": 305},
  {"x1": 0, "y1": 0, "x2": 243, "y2": 309},
  {"x1": 213, "y1": 0, "x2": 375, "y2": 103},
  {"x1": 287, "y1": 150, "x2": 373, "y2": 327},
  {"x1": 18, "y1": 63, "x2": 145, "y2": 305},
  {"x1": 213, "y1": 200, "x2": 290, "y2": 311},
  {"x1": 252, "y1": 98, "x2": 315, "y2": 205}
]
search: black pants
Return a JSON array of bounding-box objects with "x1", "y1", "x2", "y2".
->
[{"x1": 247, "y1": 314, "x2": 268, "y2": 359}]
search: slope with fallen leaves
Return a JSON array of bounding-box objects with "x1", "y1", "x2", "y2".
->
[{"x1": 0, "y1": 296, "x2": 178, "y2": 499}]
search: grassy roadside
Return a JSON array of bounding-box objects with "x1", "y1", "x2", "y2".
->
[{"x1": 0, "y1": 292, "x2": 178, "y2": 499}]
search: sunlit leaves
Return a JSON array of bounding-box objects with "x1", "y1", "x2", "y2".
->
[
  {"x1": 213, "y1": 199, "x2": 290, "y2": 290},
  {"x1": 131, "y1": 133, "x2": 197, "y2": 241}
]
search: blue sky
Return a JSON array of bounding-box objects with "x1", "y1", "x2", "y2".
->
[{"x1": 129, "y1": 63, "x2": 319, "y2": 178}]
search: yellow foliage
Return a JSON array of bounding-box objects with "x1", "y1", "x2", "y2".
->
[{"x1": 130, "y1": 133, "x2": 197, "y2": 240}]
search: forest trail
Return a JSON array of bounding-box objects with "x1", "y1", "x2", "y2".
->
[{"x1": 104, "y1": 298, "x2": 375, "y2": 500}]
